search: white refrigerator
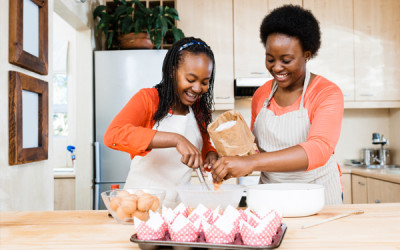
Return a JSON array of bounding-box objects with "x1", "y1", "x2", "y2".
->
[{"x1": 93, "y1": 50, "x2": 167, "y2": 209}]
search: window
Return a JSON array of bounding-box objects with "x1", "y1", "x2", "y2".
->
[{"x1": 53, "y1": 73, "x2": 68, "y2": 136}]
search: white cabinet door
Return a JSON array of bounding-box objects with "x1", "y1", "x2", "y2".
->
[
  {"x1": 233, "y1": 0, "x2": 302, "y2": 79},
  {"x1": 176, "y1": 0, "x2": 234, "y2": 110},
  {"x1": 233, "y1": 0, "x2": 269, "y2": 79},
  {"x1": 354, "y1": 0, "x2": 400, "y2": 101},
  {"x1": 304, "y1": 0, "x2": 355, "y2": 101}
]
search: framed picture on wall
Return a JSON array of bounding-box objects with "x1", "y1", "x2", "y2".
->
[
  {"x1": 9, "y1": 0, "x2": 48, "y2": 75},
  {"x1": 9, "y1": 71, "x2": 48, "y2": 165}
]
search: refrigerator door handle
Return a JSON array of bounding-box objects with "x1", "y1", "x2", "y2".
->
[{"x1": 94, "y1": 141, "x2": 101, "y2": 183}]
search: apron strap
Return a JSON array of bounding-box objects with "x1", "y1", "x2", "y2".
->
[{"x1": 263, "y1": 69, "x2": 311, "y2": 110}]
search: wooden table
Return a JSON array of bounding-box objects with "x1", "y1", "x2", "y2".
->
[{"x1": 1, "y1": 203, "x2": 399, "y2": 249}]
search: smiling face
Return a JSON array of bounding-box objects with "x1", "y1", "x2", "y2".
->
[
  {"x1": 265, "y1": 33, "x2": 311, "y2": 91},
  {"x1": 174, "y1": 52, "x2": 213, "y2": 113}
]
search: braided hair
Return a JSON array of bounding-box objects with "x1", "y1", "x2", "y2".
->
[{"x1": 154, "y1": 37, "x2": 215, "y2": 134}]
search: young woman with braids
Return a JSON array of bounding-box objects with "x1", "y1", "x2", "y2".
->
[{"x1": 104, "y1": 37, "x2": 218, "y2": 208}]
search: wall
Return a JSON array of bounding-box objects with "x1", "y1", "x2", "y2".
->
[
  {"x1": 54, "y1": 0, "x2": 96, "y2": 210},
  {"x1": 212, "y1": 99, "x2": 399, "y2": 169},
  {"x1": 53, "y1": 13, "x2": 76, "y2": 169},
  {"x1": 0, "y1": 0, "x2": 54, "y2": 211},
  {"x1": 0, "y1": 0, "x2": 95, "y2": 211}
]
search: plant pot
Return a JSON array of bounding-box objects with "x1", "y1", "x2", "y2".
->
[{"x1": 118, "y1": 32, "x2": 154, "y2": 49}]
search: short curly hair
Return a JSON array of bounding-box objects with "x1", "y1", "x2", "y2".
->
[{"x1": 260, "y1": 5, "x2": 321, "y2": 58}]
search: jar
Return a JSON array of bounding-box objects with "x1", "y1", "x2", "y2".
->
[{"x1": 362, "y1": 148, "x2": 376, "y2": 165}]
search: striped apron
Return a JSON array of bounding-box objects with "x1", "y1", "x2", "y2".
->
[
  {"x1": 124, "y1": 107, "x2": 202, "y2": 208},
  {"x1": 252, "y1": 70, "x2": 342, "y2": 205}
]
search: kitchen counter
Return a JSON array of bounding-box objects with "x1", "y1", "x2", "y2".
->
[
  {"x1": 1, "y1": 203, "x2": 399, "y2": 249},
  {"x1": 341, "y1": 165, "x2": 400, "y2": 184}
]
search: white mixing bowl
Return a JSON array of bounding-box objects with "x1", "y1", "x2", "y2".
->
[{"x1": 246, "y1": 183, "x2": 325, "y2": 217}]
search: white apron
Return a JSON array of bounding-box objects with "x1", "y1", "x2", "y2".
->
[
  {"x1": 124, "y1": 107, "x2": 202, "y2": 208},
  {"x1": 253, "y1": 71, "x2": 342, "y2": 205}
]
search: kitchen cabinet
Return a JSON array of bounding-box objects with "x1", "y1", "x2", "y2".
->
[
  {"x1": 351, "y1": 174, "x2": 367, "y2": 204},
  {"x1": 354, "y1": 0, "x2": 400, "y2": 102},
  {"x1": 233, "y1": 0, "x2": 301, "y2": 79},
  {"x1": 341, "y1": 173, "x2": 352, "y2": 204},
  {"x1": 232, "y1": 0, "x2": 400, "y2": 107},
  {"x1": 54, "y1": 176, "x2": 75, "y2": 210},
  {"x1": 351, "y1": 174, "x2": 400, "y2": 204},
  {"x1": 304, "y1": 0, "x2": 355, "y2": 101},
  {"x1": 367, "y1": 177, "x2": 400, "y2": 203},
  {"x1": 176, "y1": 0, "x2": 234, "y2": 110}
]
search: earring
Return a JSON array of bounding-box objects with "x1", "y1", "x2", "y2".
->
[{"x1": 305, "y1": 58, "x2": 309, "y2": 62}]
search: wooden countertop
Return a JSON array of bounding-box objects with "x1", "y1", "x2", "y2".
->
[
  {"x1": 1, "y1": 203, "x2": 400, "y2": 249},
  {"x1": 342, "y1": 166, "x2": 400, "y2": 184}
]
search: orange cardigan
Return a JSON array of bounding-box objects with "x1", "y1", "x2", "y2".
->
[
  {"x1": 251, "y1": 75, "x2": 344, "y2": 172},
  {"x1": 104, "y1": 88, "x2": 216, "y2": 160}
]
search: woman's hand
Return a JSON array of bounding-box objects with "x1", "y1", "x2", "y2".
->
[
  {"x1": 149, "y1": 131, "x2": 203, "y2": 169},
  {"x1": 211, "y1": 156, "x2": 253, "y2": 183},
  {"x1": 175, "y1": 134, "x2": 203, "y2": 169},
  {"x1": 203, "y1": 151, "x2": 218, "y2": 172}
]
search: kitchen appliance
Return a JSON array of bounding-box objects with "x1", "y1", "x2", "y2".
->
[
  {"x1": 234, "y1": 77, "x2": 271, "y2": 97},
  {"x1": 362, "y1": 148, "x2": 376, "y2": 165},
  {"x1": 370, "y1": 132, "x2": 391, "y2": 166},
  {"x1": 93, "y1": 50, "x2": 167, "y2": 210}
]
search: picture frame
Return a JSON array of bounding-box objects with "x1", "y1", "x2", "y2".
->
[
  {"x1": 9, "y1": 0, "x2": 48, "y2": 75},
  {"x1": 9, "y1": 71, "x2": 48, "y2": 165}
]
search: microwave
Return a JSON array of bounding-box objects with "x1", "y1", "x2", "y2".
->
[{"x1": 234, "y1": 77, "x2": 271, "y2": 97}]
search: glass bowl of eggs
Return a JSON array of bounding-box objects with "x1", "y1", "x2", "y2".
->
[{"x1": 101, "y1": 188, "x2": 166, "y2": 224}]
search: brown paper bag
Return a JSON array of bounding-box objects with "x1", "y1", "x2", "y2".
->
[{"x1": 207, "y1": 110, "x2": 259, "y2": 157}]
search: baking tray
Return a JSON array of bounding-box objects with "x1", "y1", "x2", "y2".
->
[{"x1": 130, "y1": 223, "x2": 287, "y2": 249}]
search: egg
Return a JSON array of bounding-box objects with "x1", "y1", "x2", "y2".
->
[
  {"x1": 115, "y1": 206, "x2": 131, "y2": 221},
  {"x1": 110, "y1": 197, "x2": 122, "y2": 211},
  {"x1": 134, "y1": 190, "x2": 145, "y2": 196},
  {"x1": 138, "y1": 195, "x2": 154, "y2": 211},
  {"x1": 150, "y1": 196, "x2": 160, "y2": 212},
  {"x1": 120, "y1": 197, "x2": 137, "y2": 214},
  {"x1": 117, "y1": 190, "x2": 130, "y2": 197},
  {"x1": 133, "y1": 210, "x2": 149, "y2": 221}
]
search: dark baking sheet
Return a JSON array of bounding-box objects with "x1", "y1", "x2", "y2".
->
[{"x1": 130, "y1": 223, "x2": 287, "y2": 249}]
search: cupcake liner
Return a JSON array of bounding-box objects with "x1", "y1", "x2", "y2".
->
[
  {"x1": 173, "y1": 203, "x2": 189, "y2": 217},
  {"x1": 134, "y1": 212, "x2": 166, "y2": 240},
  {"x1": 168, "y1": 214, "x2": 199, "y2": 242},
  {"x1": 203, "y1": 219, "x2": 236, "y2": 244}
]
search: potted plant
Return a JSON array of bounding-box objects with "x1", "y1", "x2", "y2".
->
[{"x1": 93, "y1": 0, "x2": 185, "y2": 49}]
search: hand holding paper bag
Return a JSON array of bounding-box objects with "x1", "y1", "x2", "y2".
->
[{"x1": 207, "y1": 110, "x2": 259, "y2": 157}]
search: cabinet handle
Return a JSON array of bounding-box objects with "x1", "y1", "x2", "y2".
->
[
  {"x1": 359, "y1": 94, "x2": 374, "y2": 97},
  {"x1": 215, "y1": 96, "x2": 230, "y2": 99},
  {"x1": 343, "y1": 93, "x2": 351, "y2": 97},
  {"x1": 250, "y1": 72, "x2": 265, "y2": 75},
  {"x1": 358, "y1": 181, "x2": 365, "y2": 186},
  {"x1": 375, "y1": 200, "x2": 380, "y2": 203}
]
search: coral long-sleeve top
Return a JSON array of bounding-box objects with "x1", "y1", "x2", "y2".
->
[
  {"x1": 251, "y1": 75, "x2": 344, "y2": 171},
  {"x1": 104, "y1": 88, "x2": 216, "y2": 160}
]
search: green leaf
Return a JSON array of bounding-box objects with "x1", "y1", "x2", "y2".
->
[
  {"x1": 107, "y1": 31, "x2": 114, "y2": 49},
  {"x1": 172, "y1": 26, "x2": 185, "y2": 42},
  {"x1": 154, "y1": 30, "x2": 162, "y2": 49},
  {"x1": 114, "y1": 5, "x2": 127, "y2": 18},
  {"x1": 160, "y1": 17, "x2": 168, "y2": 37},
  {"x1": 165, "y1": 7, "x2": 179, "y2": 20},
  {"x1": 93, "y1": 5, "x2": 107, "y2": 19},
  {"x1": 121, "y1": 15, "x2": 132, "y2": 33}
]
